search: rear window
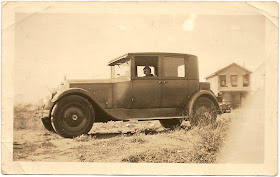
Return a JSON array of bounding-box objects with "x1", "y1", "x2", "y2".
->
[{"x1": 164, "y1": 57, "x2": 185, "y2": 78}]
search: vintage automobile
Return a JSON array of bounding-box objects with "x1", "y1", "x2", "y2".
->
[
  {"x1": 41, "y1": 52, "x2": 220, "y2": 138},
  {"x1": 219, "y1": 101, "x2": 232, "y2": 113}
]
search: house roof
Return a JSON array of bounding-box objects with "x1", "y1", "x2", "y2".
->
[
  {"x1": 108, "y1": 52, "x2": 196, "y2": 66},
  {"x1": 205, "y1": 63, "x2": 252, "y2": 79}
]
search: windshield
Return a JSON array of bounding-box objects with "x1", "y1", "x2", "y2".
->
[{"x1": 112, "y1": 59, "x2": 130, "y2": 80}]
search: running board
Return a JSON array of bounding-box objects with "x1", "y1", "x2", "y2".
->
[{"x1": 122, "y1": 116, "x2": 189, "y2": 121}]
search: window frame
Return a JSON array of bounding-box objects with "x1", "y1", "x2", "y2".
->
[
  {"x1": 161, "y1": 55, "x2": 187, "y2": 80},
  {"x1": 231, "y1": 75, "x2": 238, "y2": 87},
  {"x1": 113, "y1": 60, "x2": 131, "y2": 79},
  {"x1": 219, "y1": 75, "x2": 227, "y2": 87},
  {"x1": 243, "y1": 74, "x2": 250, "y2": 87},
  {"x1": 132, "y1": 54, "x2": 161, "y2": 80},
  {"x1": 110, "y1": 58, "x2": 131, "y2": 81}
]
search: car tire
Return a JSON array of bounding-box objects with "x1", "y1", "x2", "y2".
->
[
  {"x1": 51, "y1": 95, "x2": 95, "y2": 138},
  {"x1": 191, "y1": 97, "x2": 217, "y2": 126},
  {"x1": 41, "y1": 117, "x2": 55, "y2": 132},
  {"x1": 159, "y1": 119, "x2": 183, "y2": 129}
]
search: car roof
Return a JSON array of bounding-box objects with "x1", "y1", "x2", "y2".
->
[{"x1": 108, "y1": 52, "x2": 197, "y2": 66}]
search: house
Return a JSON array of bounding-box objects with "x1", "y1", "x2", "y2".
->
[{"x1": 206, "y1": 63, "x2": 252, "y2": 109}]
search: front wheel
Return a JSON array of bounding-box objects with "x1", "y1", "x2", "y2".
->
[
  {"x1": 159, "y1": 119, "x2": 183, "y2": 129},
  {"x1": 51, "y1": 95, "x2": 95, "y2": 138},
  {"x1": 41, "y1": 117, "x2": 55, "y2": 132}
]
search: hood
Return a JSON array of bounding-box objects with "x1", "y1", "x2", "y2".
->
[{"x1": 67, "y1": 79, "x2": 113, "y2": 84}]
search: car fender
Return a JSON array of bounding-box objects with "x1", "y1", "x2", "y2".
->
[
  {"x1": 187, "y1": 90, "x2": 220, "y2": 115},
  {"x1": 51, "y1": 88, "x2": 118, "y2": 121},
  {"x1": 52, "y1": 88, "x2": 96, "y2": 103}
]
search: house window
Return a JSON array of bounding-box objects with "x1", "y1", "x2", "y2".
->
[
  {"x1": 219, "y1": 75, "x2": 226, "y2": 87},
  {"x1": 231, "y1": 75, "x2": 238, "y2": 87},
  {"x1": 243, "y1": 74, "x2": 250, "y2": 87}
]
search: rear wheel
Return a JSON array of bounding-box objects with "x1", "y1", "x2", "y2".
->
[
  {"x1": 51, "y1": 95, "x2": 95, "y2": 138},
  {"x1": 159, "y1": 119, "x2": 183, "y2": 129},
  {"x1": 191, "y1": 97, "x2": 217, "y2": 126}
]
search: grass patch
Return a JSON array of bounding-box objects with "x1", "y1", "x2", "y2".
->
[{"x1": 122, "y1": 117, "x2": 231, "y2": 163}]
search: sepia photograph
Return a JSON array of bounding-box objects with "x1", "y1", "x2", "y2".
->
[{"x1": 1, "y1": 1, "x2": 278, "y2": 175}]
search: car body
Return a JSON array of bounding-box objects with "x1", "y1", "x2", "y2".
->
[{"x1": 41, "y1": 52, "x2": 220, "y2": 138}]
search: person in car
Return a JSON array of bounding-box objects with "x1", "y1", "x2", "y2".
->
[{"x1": 143, "y1": 66, "x2": 154, "y2": 77}]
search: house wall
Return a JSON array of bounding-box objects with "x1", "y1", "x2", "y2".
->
[
  {"x1": 223, "y1": 92, "x2": 244, "y2": 109},
  {"x1": 206, "y1": 64, "x2": 252, "y2": 108},
  {"x1": 222, "y1": 92, "x2": 231, "y2": 102},
  {"x1": 217, "y1": 64, "x2": 251, "y2": 92},
  {"x1": 206, "y1": 76, "x2": 218, "y2": 95}
]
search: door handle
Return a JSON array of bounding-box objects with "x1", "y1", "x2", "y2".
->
[{"x1": 159, "y1": 81, "x2": 168, "y2": 84}]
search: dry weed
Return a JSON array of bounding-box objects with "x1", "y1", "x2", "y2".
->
[{"x1": 122, "y1": 117, "x2": 231, "y2": 163}]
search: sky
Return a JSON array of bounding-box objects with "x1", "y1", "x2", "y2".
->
[{"x1": 15, "y1": 12, "x2": 265, "y2": 104}]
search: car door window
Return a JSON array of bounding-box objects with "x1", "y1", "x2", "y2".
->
[
  {"x1": 134, "y1": 56, "x2": 159, "y2": 78},
  {"x1": 164, "y1": 57, "x2": 185, "y2": 78},
  {"x1": 136, "y1": 66, "x2": 156, "y2": 77}
]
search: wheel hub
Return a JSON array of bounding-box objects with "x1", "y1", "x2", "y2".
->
[{"x1": 72, "y1": 114, "x2": 78, "y2": 121}]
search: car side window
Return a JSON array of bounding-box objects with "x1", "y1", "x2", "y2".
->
[
  {"x1": 136, "y1": 66, "x2": 156, "y2": 77},
  {"x1": 114, "y1": 60, "x2": 130, "y2": 79},
  {"x1": 164, "y1": 57, "x2": 185, "y2": 77},
  {"x1": 135, "y1": 56, "x2": 159, "y2": 78}
]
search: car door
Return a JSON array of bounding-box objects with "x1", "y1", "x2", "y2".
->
[
  {"x1": 160, "y1": 55, "x2": 189, "y2": 108},
  {"x1": 131, "y1": 55, "x2": 161, "y2": 109}
]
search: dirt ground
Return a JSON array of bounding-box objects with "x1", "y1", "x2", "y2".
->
[
  {"x1": 13, "y1": 114, "x2": 231, "y2": 162},
  {"x1": 217, "y1": 89, "x2": 264, "y2": 163},
  {"x1": 14, "y1": 88, "x2": 265, "y2": 163}
]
